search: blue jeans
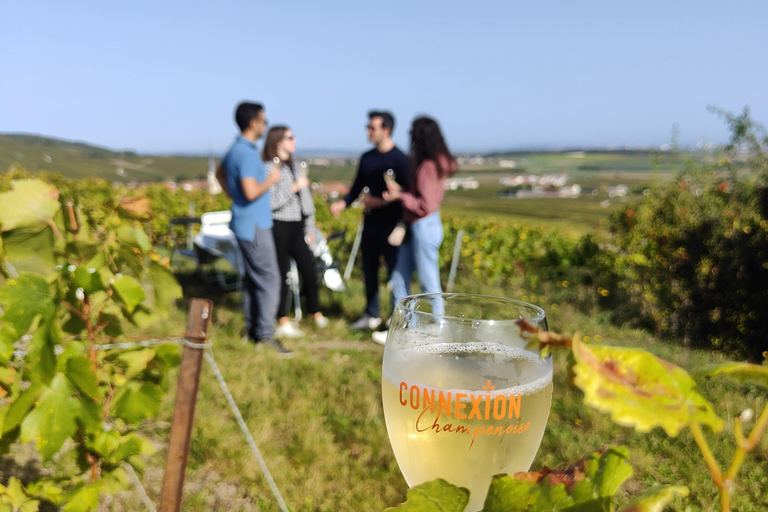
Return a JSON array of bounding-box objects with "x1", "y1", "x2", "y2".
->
[{"x1": 391, "y1": 212, "x2": 444, "y2": 313}]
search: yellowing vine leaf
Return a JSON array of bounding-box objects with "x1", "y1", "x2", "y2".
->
[
  {"x1": 571, "y1": 339, "x2": 723, "y2": 436},
  {"x1": 694, "y1": 362, "x2": 768, "y2": 389}
]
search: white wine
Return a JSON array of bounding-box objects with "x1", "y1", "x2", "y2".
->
[{"x1": 382, "y1": 342, "x2": 553, "y2": 512}]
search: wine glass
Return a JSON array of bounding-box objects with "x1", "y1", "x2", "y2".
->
[{"x1": 381, "y1": 293, "x2": 553, "y2": 512}]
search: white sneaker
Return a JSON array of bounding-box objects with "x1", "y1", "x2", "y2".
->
[
  {"x1": 350, "y1": 313, "x2": 382, "y2": 330},
  {"x1": 275, "y1": 322, "x2": 305, "y2": 338},
  {"x1": 372, "y1": 331, "x2": 388, "y2": 345},
  {"x1": 314, "y1": 315, "x2": 329, "y2": 328}
]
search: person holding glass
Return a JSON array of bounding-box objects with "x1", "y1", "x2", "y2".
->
[
  {"x1": 263, "y1": 126, "x2": 329, "y2": 338},
  {"x1": 372, "y1": 116, "x2": 456, "y2": 345}
]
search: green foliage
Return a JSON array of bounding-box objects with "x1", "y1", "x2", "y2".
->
[
  {"x1": 392, "y1": 448, "x2": 689, "y2": 512},
  {"x1": 607, "y1": 107, "x2": 768, "y2": 361},
  {"x1": 0, "y1": 178, "x2": 182, "y2": 510}
]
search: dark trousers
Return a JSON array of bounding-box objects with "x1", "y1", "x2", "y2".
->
[
  {"x1": 272, "y1": 219, "x2": 320, "y2": 318},
  {"x1": 361, "y1": 220, "x2": 399, "y2": 318},
  {"x1": 237, "y1": 228, "x2": 280, "y2": 341}
]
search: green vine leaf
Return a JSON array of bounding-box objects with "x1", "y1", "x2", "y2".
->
[
  {"x1": 72, "y1": 267, "x2": 106, "y2": 295},
  {"x1": 0, "y1": 179, "x2": 60, "y2": 232},
  {"x1": 0, "y1": 477, "x2": 40, "y2": 512},
  {"x1": 694, "y1": 362, "x2": 768, "y2": 388},
  {"x1": 111, "y1": 275, "x2": 145, "y2": 313},
  {"x1": 384, "y1": 479, "x2": 469, "y2": 511},
  {"x1": 0, "y1": 324, "x2": 16, "y2": 363},
  {"x1": 117, "y1": 348, "x2": 156, "y2": 380},
  {"x1": 60, "y1": 481, "x2": 102, "y2": 512},
  {"x1": 1, "y1": 225, "x2": 57, "y2": 269},
  {"x1": 482, "y1": 447, "x2": 632, "y2": 512},
  {"x1": 65, "y1": 356, "x2": 102, "y2": 400},
  {"x1": 0, "y1": 273, "x2": 54, "y2": 336},
  {"x1": 149, "y1": 259, "x2": 182, "y2": 314},
  {"x1": 3, "y1": 382, "x2": 44, "y2": 435},
  {"x1": 110, "y1": 381, "x2": 163, "y2": 423},
  {"x1": 616, "y1": 485, "x2": 689, "y2": 512},
  {"x1": 20, "y1": 374, "x2": 79, "y2": 461},
  {"x1": 571, "y1": 338, "x2": 723, "y2": 436}
]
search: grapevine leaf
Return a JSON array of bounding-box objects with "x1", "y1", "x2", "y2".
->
[
  {"x1": 118, "y1": 348, "x2": 156, "y2": 379},
  {"x1": 0, "y1": 477, "x2": 40, "y2": 512},
  {"x1": 111, "y1": 275, "x2": 145, "y2": 313},
  {"x1": 109, "y1": 433, "x2": 145, "y2": 464},
  {"x1": 27, "y1": 315, "x2": 57, "y2": 385},
  {"x1": 111, "y1": 381, "x2": 162, "y2": 423},
  {"x1": 116, "y1": 244, "x2": 145, "y2": 278},
  {"x1": 76, "y1": 393, "x2": 101, "y2": 433},
  {"x1": 481, "y1": 447, "x2": 631, "y2": 512},
  {"x1": 153, "y1": 342, "x2": 181, "y2": 367},
  {"x1": 149, "y1": 259, "x2": 182, "y2": 314},
  {"x1": 571, "y1": 339, "x2": 723, "y2": 436},
  {"x1": 616, "y1": 485, "x2": 689, "y2": 512},
  {"x1": 20, "y1": 374, "x2": 79, "y2": 461},
  {"x1": 0, "y1": 324, "x2": 16, "y2": 363},
  {"x1": 60, "y1": 482, "x2": 102, "y2": 512},
  {"x1": 72, "y1": 267, "x2": 105, "y2": 295},
  {"x1": 0, "y1": 179, "x2": 60, "y2": 231},
  {"x1": 89, "y1": 430, "x2": 120, "y2": 459},
  {"x1": 125, "y1": 304, "x2": 160, "y2": 328},
  {"x1": 65, "y1": 241, "x2": 100, "y2": 268},
  {"x1": 384, "y1": 479, "x2": 469, "y2": 511},
  {"x1": 3, "y1": 382, "x2": 44, "y2": 434},
  {"x1": 24, "y1": 478, "x2": 64, "y2": 505},
  {"x1": 117, "y1": 196, "x2": 151, "y2": 221},
  {"x1": 132, "y1": 225, "x2": 152, "y2": 253},
  {"x1": 65, "y1": 356, "x2": 101, "y2": 400},
  {"x1": 115, "y1": 223, "x2": 151, "y2": 252},
  {"x1": 694, "y1": 362, "x2": 768, "y2": 389},
  {"x1": 0, "y1": 273, "x2": 54, "y2": 335},
  {"x1": 1, "y1": 225, "x2": 57, "y2": 269}
]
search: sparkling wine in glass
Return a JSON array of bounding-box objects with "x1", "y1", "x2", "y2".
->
[{"x1": 381, "y1": 293, "x2": 553, "y2": 512}]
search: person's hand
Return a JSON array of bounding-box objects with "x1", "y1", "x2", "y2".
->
[
  {"x1": 294, "y1": 176, "x2": 310, "y2": 190},
  {"x1": 304, "y1": 230, "x2": 316, "y2": 245},
  {"x1": 385, "y1": 180, "x2": 402, "y2": 201},
  {"x1": 330, "y1": 199, "x2": 346, "y2": 217},
  {"x1": 266, "y1": 169, "x2": 281, "y2": 186}
]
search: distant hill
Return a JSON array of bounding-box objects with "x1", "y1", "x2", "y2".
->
[{"x1": 0, "y1": 133, "x2": 211, "y2": 182}]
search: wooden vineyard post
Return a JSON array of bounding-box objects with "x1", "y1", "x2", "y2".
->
[{"x1": 159, "y1": 298, "x2": 213, "y2": 512}]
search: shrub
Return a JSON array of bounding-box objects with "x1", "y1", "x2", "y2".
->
[{"x1": 608, "y1": 108, "x2": 768, "y2": 361}]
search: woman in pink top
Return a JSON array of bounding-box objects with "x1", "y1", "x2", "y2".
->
[{"x1": 380, "y1": 116, "x2": 456, "y2": 332}]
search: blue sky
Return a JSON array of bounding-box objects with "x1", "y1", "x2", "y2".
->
[{"x1": 2, "y1": 1, "x2": 767, "y2": 154}]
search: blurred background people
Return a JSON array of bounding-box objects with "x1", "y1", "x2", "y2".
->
[
  {"x1": 373, "y1": 116, "x2": 456, "y2": 344},
  {"x1": 330, "y1": 111, "x2": 410, "y2": 330},
  {"x1": 263, "y1": 125, "x2": 329, "y2": 338}
]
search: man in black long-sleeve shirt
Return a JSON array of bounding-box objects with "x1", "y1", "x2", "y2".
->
[{"x1": 331, "y1": 111, "x2": 410, "y2": 330}]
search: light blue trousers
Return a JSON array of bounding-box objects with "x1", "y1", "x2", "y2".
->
[{"x1": 390, "y1": 212, "x2": 444, "y2": 313}]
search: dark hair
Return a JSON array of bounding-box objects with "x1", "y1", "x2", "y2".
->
[
  {"x1": 368, "y1": 110, "x2": 395, "y2": 134},
  {"x1": 262, "y1": 125, "x2": 292, "y2": 166},
  {"x1": 235, "y1": 102, "x2": 264, "y2": 132},
  {"x1": 410, "y1": 116, "x2": 455, "y2": 177}
]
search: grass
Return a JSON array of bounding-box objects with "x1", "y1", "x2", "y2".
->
[{"x1": 86, "y1": 273, "x2": 768, "y2": 512}]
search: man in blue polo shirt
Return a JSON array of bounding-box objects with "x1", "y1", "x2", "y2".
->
[{"x1": 216, "y1": 101, "x2": 290, "y2": 355}]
